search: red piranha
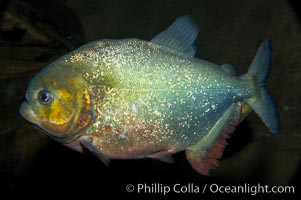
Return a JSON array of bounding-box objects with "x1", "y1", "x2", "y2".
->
[{"x1": 20, "y1": 16, "x2": 280, "y2": 175}]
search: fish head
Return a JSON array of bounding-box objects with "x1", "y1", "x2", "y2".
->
[{"x1": 20, "y1": 65, "x2": 93, "y2": 142}]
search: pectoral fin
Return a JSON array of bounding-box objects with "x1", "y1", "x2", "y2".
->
[
  {"x1": 80, "y1": 136, "x2": 110, "y2": 167},
  {"x1": 185, "y1": 103, "x2": 241, "y2": 175}
]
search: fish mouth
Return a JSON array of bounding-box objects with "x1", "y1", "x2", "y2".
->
[
  {"x1": 19, "y1": 101, "x2": 39, "y2": 125},
  {"x1": 19, "y1": 101, "x2": 82, "y2": 144}
]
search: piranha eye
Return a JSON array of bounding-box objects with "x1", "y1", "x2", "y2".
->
[{"x1": 38, "y1": 90, "x2": 53, "y2": 104}]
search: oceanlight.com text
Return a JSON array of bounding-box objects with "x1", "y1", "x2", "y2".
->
[{"x1": 125, "y1": 183, "x2": 295, "y2": 196}]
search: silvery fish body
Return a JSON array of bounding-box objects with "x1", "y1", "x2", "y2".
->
[{"x1": 20, "y1": 16, "x2": 280, "y2": 175}]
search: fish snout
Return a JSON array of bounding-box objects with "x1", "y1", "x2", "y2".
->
[{"x1": 20, "y1": 101, "x2": 38, "y2": 125}]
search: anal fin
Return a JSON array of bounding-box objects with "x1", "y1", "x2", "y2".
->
[{"x1": 185, "y1": 103, "x2": 241, "y2": 175}]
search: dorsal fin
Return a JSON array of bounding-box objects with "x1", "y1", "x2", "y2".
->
[{"x1": 151, "y1": 15, "x2": 199, "y2": 57}]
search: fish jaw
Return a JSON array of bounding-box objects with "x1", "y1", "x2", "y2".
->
[
  {"x1": 20, "y1": 101, "x2": 39, "y2": 126},
  {"x1": 20, "y1": 100, "x2": 76, "y2": 140}
]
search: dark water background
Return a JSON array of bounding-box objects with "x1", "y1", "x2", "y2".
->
[{"x1": 0, "y1": 0, "x2": 300, "y2": 199}]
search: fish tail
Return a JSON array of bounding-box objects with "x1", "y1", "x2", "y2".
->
[{"x1": 244, "y1": 38, "x2": 280, "y2": 133}]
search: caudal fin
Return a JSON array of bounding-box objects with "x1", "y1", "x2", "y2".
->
[{"x1": 244, "y1": 38, "x2": 280, "y2": 133}]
